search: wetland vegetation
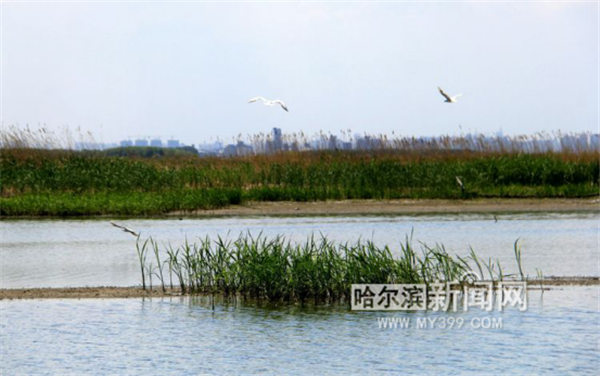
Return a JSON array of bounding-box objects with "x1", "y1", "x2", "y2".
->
[
  {"x1": 1, "y1": 127, "x2": 598, "y2": 216},
  {"x1": 134, "y1": 233, "x2": 525, "y2": 303},
  {"x1": 1, "y1": 149, "x2": 597, "y2": 216}
]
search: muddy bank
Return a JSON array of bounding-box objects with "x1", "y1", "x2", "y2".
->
[
  {"x1": 1, "y1": 277, "x2": 597, "y2": 300},
  {"x1": 4, "y1": 198, "x2": 597, "y2": 219},
  {"x1": 170, "y1": 198, "x2": 599, "y2": 217},
  {"x1": 0, "y1": 287, "x2": 180, "y2": 300}
]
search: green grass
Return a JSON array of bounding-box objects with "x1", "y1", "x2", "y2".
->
[
  {"x1": 135, "y1": 233, "x2": 524, "y2": 303},
  {"x1": 1, "y1": 149, "x2": 598, "y2": 216},
  {"x1": 0, "y1": 190, "x2": 242, "y2": 216}
]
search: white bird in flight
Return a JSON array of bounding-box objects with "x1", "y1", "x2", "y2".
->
[
  {"x1": 438, "y1": 87, "x2": 463, "y2": 103},
  {"x1": 110, "y1": 222, "x2": 139, "y2": 237},
  {"x1": 248, "y1": 97, "x2": 289, "y2": 112}
]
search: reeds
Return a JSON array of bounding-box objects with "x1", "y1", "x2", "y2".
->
[
  {"x1": 2, "y1": 124, "x2": 598, "y2": 155},
  {"x1": 1, "y1": 152, "x2": 597, "y2": 215},
  {"x1": 0, "y1": 124, "x2": 97, "y2": 154},
  {"x1": 134, "y1": 233, "x2": 526, "y2": 303},
  {"x1": 238, "y1": 129, "x2": 599, "y2": 155},
  {"x1": 1, "y1": 126, "x2": 598, "y2": 216}
]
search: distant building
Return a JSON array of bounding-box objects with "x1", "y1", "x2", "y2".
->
[
  {"x1": 590, "y1": 134, "x2": 600, "y2": 151},
  {"x1": 272, "y1": 128, "x2": 283, "y2": 151},
  {"x1": 167, "y1": 139, "x2": 180, "y2": 148},
  {"x1": 134, "y1": 139, "x2": 148, "y2": 147},
  {"x1": 356, "y1": 136, "x2": 372, "y2": 150},
  {"x1": 222, "y1": 141, "x2": 254, "y2": 157},
  {"x1": 328, "y1": 135, "x2": 338, "y2": 150},
  {"x1": 222, "y1": 142, "x2": 253, "y2": 157},
  {"x1": 197, "y1": 141, "x2": 223, "y2": 153},
  {"x1": 120, "y1": 140, "x2": 133, "y2": 147},
  {"x1": 236, "y1": 141, "x2": 253, "y2": 156},
  {"x1": 150, "y1": 139, "x2": 163, "y2": 147},
  {"x1": 222, "y1": 144, "x2": 237, "y2": 157}
]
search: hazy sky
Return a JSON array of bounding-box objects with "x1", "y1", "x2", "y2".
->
[{"x1": 2, "y1": 1, "x2": 598, "y2": 145}]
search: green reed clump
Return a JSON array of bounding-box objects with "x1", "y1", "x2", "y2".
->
[{"x1": 136, "y1": 233, "x2": 524, "y2": 303}]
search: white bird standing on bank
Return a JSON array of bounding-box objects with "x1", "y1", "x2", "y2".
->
[
  {"x1": 248, "y1": 97, "x2": 289, "y2": 112},
  {"x1": 438, "y1": 87, "x2": 463, "y2": 103},
  {"x1": 110, "y1": 222, "x2": 139, "y2": 237},
  {"x1": 455, "y1": 176, "x2": 465, "y2": 195}
]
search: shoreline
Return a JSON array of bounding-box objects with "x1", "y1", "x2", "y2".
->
[
  {"x1": 171, "y1": 198, "x2": 600, "y2": 217},
  {"x1": 2, "y1": 198, "x2": 598, "y2": 219},
  {"x1": 2, "y1": 277, "x2": 598, "y2": 299}
]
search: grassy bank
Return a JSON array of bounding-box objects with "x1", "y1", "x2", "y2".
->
[
  {"x1": 135, "y1": 233, "x2": 524, "y2": 303},
  {"x1": 1, "y1": 149, "x2": 598, "y2": 216}
]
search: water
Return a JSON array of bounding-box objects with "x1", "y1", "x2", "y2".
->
[
  {"x1": 1, "y1": 213, "x2": 599, "y2": 374},
  {"x1": 1, "y1": 287, "x2": 598, "y2": 375},
  {"x1": 1, "y1": 212, "x2": 598, "y2": 288}
]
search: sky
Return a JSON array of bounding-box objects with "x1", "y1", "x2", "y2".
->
[{"x1": 1, "y1": 0, "x2": 598, "y2": 145}]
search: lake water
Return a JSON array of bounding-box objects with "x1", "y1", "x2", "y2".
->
[
  {"x1": 1, "y1": 212, "x2": 598, "y2": 288},
  {"x1": 1, "y1": 287, "x2": 598, "y2": 375},
  {"x1": 2, "y1": 212, "x2": 599, "y2": 375}
]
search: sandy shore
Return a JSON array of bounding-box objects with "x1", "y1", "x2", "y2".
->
[
  {"x1": 0, "y1": 287, "x2": 179, "y2": 300},
  {"x1": 1, "y1": 277, "x2": 597, "y2": 300},
  {"x1": 4, "y1": 198, "x2": 597, "y2": 219},
  {"x1": 169, "y1": 198, "x2": 599, "y2": 217}
]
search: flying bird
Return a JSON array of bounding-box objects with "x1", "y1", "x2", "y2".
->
[
  {"x1": 110, "y1": 222, "x2": 139, "y2": 237},
  {"x1": 248, "y1": 97, "x2": 289, "y2": 112},
  {"x1": 438, "y1": 87, "x2": 463, "y2": 103}
]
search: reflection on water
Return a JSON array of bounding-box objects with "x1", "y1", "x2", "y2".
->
[
  {"x1": 1, "y1": 212, "x2": 598, "y2": 288},
  {"x1": 1, "y1": 287, "x2": 598, "y2": 375}
]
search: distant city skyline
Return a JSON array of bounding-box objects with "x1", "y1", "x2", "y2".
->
[
  {"x1": 63, "y1": 128, "x2": 598, "y2": 158},
  {"x1": 2, "y1": 2, "x2": 598, "y2": 142}
]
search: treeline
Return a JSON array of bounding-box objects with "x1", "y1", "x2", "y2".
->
[{"x1": 100, "y1": 146, "x2": 199, "y2": 158}]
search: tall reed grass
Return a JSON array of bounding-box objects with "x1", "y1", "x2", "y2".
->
[
  {"x1": 239, "y1": 129, "x2": 599, "y2": 155},
  {"x1": 134, "y1": 233, "x2": 525, "y2": 303},
  {"x1": 0, "y1": 124, "x2": 97, "y2": 153},
  {"x1": 1, "y1": 126, "x2": 598, "y2": 216}
]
